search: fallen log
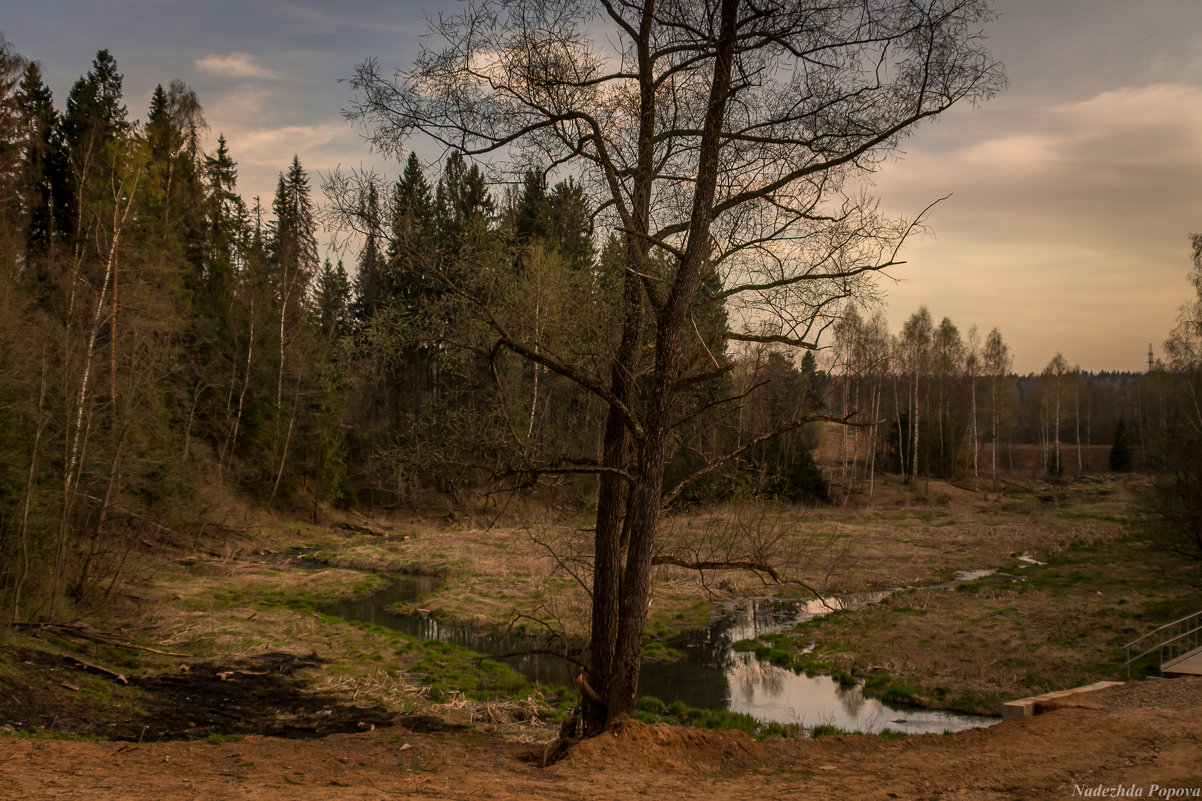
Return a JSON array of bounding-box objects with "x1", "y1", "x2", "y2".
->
[
  {"x1": 62, "y1": 655, "x2": 128, "y2": 685},
  {"x1": 336, "y1": 522, "x2": 389, "y2": 536},
  {"x1": 14, "y1": 622, "x2": 188, "y2": 657}
]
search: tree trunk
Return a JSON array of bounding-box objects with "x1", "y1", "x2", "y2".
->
[
  {"x1": 1074, "y1": 383, "x2": 1082, "y2": 471},
  {"x1": 221, "y1": 293, "x2": 254, "y2": 479},
  {"x1": 586, "y1": 0, "x2": 739, "y2": 733},
  {"x1": 1053, "y1": 391, "x2": 1061, "y2": 476},
  {"x1": 911, "y1": 368, "x2": 920, "y2": 484},
  {"x1": 970, "y1": 372, "x2": 979, "y2": 485},
  {"x1": 991, "y1": 379, "x2": 999, "y2": 492},
  {"x1": 868, "y1": 378, "x2": 880, "y2": 499}
]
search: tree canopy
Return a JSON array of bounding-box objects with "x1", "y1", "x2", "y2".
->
[{"x1": 349, "y1": 0, "x2": 1005, "y2": 734}]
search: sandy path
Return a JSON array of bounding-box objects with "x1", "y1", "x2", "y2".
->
[{"x1": 4, "y1": 677, "x2": 1201, "y2": 800}]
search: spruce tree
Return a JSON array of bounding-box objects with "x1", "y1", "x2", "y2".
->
[
  {"x1": 315, "y1": 259, "x2": 352, "y2": 343},
  {"x1": 202, "y1": 134, "x2": 245, "y2": 320},
  {"x1": 386, "y1": 152, "x2": 436, "y2": 314},
  {"x1": 62, "y1": 49, "x2": 129, "y2": 238},
  {"x1": 269, "y1": 155, "x2": 319, "y2": 295},
  {"x1": 1109, "y1": 416, "x2": 1132, "y2": 472},
  {"x1": 436, "y1": 151, "x2": 492, "y2": 255},
  {"x1": 351, "y1": 180, "x2": 386, "y2": 322},
  {"x1": 261, "y1": 156, "x2": 320, "y2": 500},
  {"x1": 15, "y1": 63, "x2": 70, "y2": 265}
]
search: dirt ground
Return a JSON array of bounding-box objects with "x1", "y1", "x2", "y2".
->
[{"x1": 4, "y1": 676, "x2": 1201, "y2": 800}]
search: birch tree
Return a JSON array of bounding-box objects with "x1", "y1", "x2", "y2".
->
[
  {"x1": 983, "y1": 327, "x2": 1010, "y2": 491},
  {"x1": 1041, "y1": 352, "x2": 1070, "y2": 477}
]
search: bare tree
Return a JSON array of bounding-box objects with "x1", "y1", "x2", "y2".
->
[
  {"x1": 1147, "y1": 234, "x2": 1202, "y2": 556},
  {"x1": 983, "y1": 327, "x2": 1010, "y2": 491},
  {"x1": 349, "y1": 0, "x2": 1002, "y2": 733},
  {"x1": 1041, "y1": 352, "x2": 1071, "y2": 476},
  {"x1": 900, "y1": 306, "x2": 933, "y2": 483},
  {"x1": 964, "y1": 324, "x2": 979, "y2": 483}
]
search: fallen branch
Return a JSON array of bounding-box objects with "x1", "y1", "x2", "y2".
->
[
  {"x1": 336, "y1": 522, "x2": 390, "y2": 537},
  {"x1": 652, "y1": 555, "x2": 783, "y2": 582},
  {"x1": 486, "y1": 648, "x2": 585, "y2": 669},
  {"x1": 63, "y1": 655, "x2": 128, "y2": 685},
  {"x1": 14, "y1": 622, "x2": 189, "y2": 657}
]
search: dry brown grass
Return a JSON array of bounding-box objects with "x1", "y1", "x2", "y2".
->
[{"x1": 63, "y1": 472, "x2": 1187, "y2": 723}]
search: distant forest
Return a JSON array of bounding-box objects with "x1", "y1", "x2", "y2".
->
[{"x1": 0, "y1": 41, "x2": 1196, "y2": 618}]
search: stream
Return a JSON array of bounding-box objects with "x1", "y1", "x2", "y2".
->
[{"x1": 308, "y1": 559, "x2": 1000, "y2": 734}]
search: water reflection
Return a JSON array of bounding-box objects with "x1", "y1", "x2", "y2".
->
[
  {"x1": 724, "y1": 654, "x2": 984, "y2": 733},
  {"x1": 642, "y1": 595, "x2": 994, "y2": 733},
  {"x1": 317, "y1": 571, "x2": 997, "y2": 734}
]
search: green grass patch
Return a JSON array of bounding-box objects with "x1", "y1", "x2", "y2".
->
[
  {"x1": 632, "y1": 697, "x2": 805, "y2": 740},
  {"x1": 807, "y1": 724, "x2": 846, "y2": 738},
  {"x1": 641, "y1": 641, "x2": 685, "y2": 663},
  {"x1": 407, "y1": 641, "x2": 531, "y2": 701},
  {"x1": 2, "y1": 728, "x2": 104, "y2": 742}
]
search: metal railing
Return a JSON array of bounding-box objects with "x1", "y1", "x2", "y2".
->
[{"x1": 1123, "y1": 610, "x2": 1202, "y2": 679}]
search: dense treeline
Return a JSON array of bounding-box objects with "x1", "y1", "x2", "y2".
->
[
  {"x1": 0, "y1": 39, "x2": 1194, "y2": 620},
  {"x1": 0, "y1": 41, "x2": 359, "y2": 618},
  {"x1": 821, "y1": 306, "x2": 1161, "y2": 498},
  {"x1": 0, "y1": 41, "x2": 835, "y2": 619}
]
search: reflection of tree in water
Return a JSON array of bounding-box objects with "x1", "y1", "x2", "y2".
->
[
  {"x1": 732, "y1": 654, "x2": 786, "y2": 700},
  {"x1": 713, "y1": 597, "x2": 797, "y2": 643},
  {"x1": 836, "y1": 681, "x2": 867, "y2": 718}
]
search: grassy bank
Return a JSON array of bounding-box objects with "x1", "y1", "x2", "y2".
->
[
  {"x1": 4, "y1": 474, "x2": 1194, "y2": 740},
  {"x1": 732, "y1": 493, "x2": 1200, "y2": 714}
]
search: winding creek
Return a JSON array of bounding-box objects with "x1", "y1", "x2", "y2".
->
[{"x1": 301, "y1": 556, "x2": 1002, "y2": 734}]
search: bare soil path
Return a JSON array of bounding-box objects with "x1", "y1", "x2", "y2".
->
[{"x1": 5, "y1": 677, "x2": 1201, "y2": 801}]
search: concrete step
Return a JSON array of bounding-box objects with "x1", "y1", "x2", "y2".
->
[{"x1": 1002, "y1": 681, "x2": 1124, "y2": 720}]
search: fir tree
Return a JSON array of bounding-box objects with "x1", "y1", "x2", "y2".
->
[
  {"x1": 269, "y1": 155, "x2": 319, "y2": 296},
  {"x1": 385, "y1": 152, "x2": 436, "y2": 314},
  {"x1": 14, "y1": 62, "x2": 70, "y2": 271},
  {"x1": 436, "y1": 151, "x2": 492, "y2": 254},
  {"x1": 315, "y1": 259, "x2": 352, "y2": 343},
  {"x1": 1109, "y1": 416, "x2": 1132, "y2": 472},
  {"x1": 202, "y1": 134, "x2": 245, "y2": 320},
  {"x1": 61, "y1": 49, "x2": 130, "y2": 236},
  {"x1": 351, "y1": 180, "x2": 386, "y2": 322}
]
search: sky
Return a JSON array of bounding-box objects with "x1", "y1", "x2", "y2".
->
[{"x1": 5, "y1": 0, "x2": 1201, "y2": 374}]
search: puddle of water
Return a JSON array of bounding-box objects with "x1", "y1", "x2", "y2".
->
[{"x1": 316, "y1": 572, "x2": 997, "y2": 734}]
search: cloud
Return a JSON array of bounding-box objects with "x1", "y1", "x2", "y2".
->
[
  {"x1": 869, "y1": 83, "x2": 1202, "y2": 372},
  {"x1": 233, "y1": 123, "x2": 349, "y2": 167},
  {"x1": 195, "y1": 52, "x2": 279, "y2": 80},
  {"x1": 270, "y1": 0, "x2": 423, "y2": 35}
]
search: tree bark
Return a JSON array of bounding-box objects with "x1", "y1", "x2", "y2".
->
[{"x1": 587, "y1": 0, "x2": 740, "y2": 732}]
